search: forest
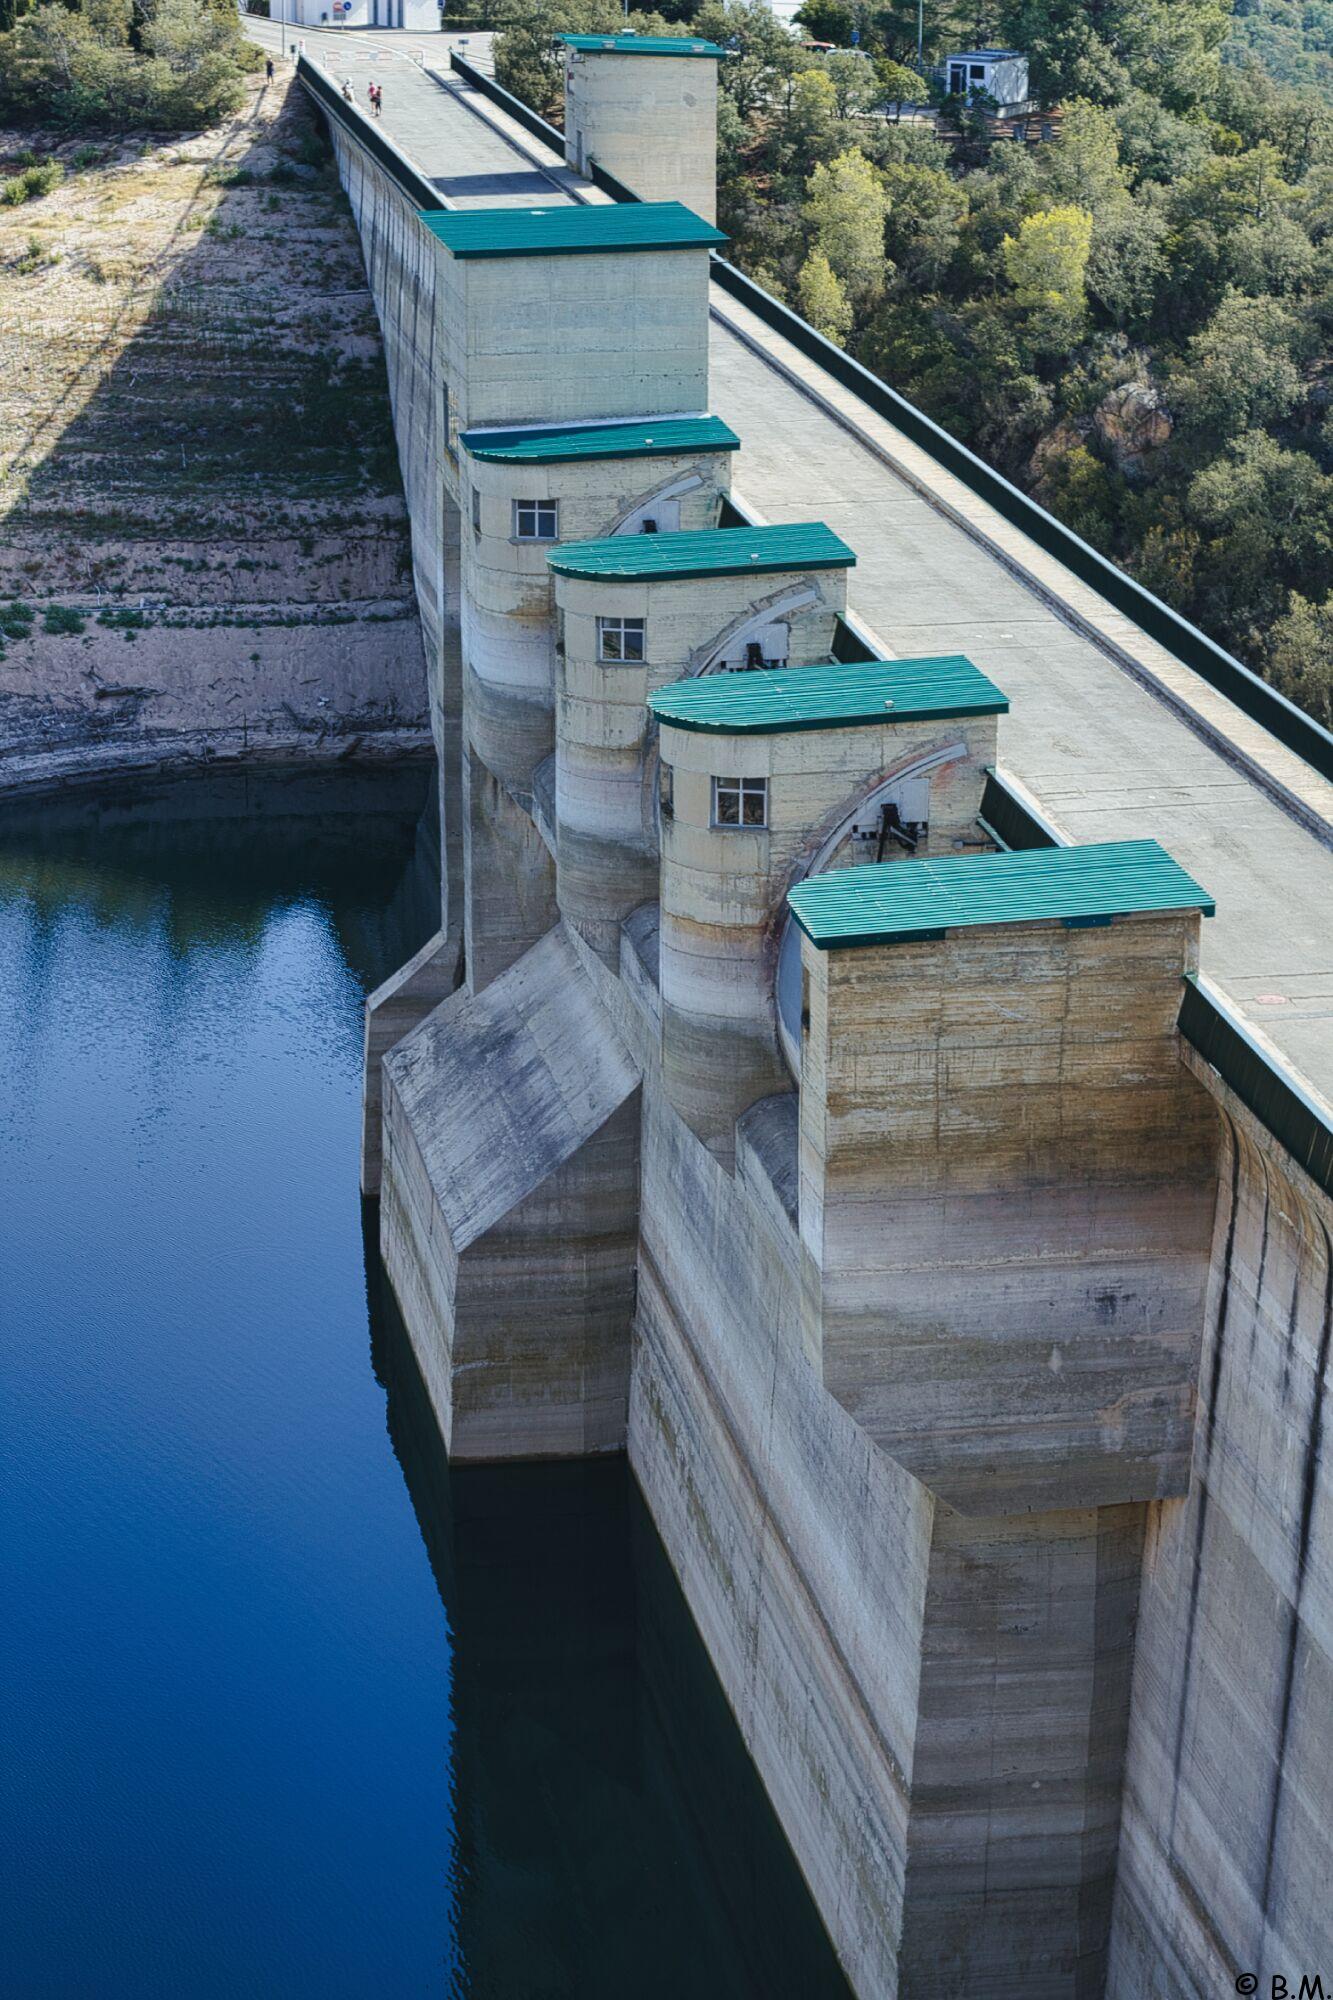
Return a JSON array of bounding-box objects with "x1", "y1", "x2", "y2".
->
[{"x1": 494, "y1": 0, "x2": 1333, "y2": 728}]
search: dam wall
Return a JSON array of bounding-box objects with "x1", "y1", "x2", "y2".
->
[
  {"x1": 1109, "y1": 1081, "x2": 1333, "y2": 1999},
  {"x1": 309, "y1": 55, "x2": 1333, "y2": 1999},
  {"x1": 324, "y1": 113, "x2": 461, "y2": 948}
]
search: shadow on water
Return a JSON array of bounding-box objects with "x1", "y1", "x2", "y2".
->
[
  {"x1": 367, "y1": 1238, "x2": 853, "y2": 2000},
  {"x1": 0, "y1": 761, "x2": 439, "y2": 988}
]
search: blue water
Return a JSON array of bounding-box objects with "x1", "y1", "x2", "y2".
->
[{"x1": 0, "y1": 767, "x2": 849, "y2": 2000}]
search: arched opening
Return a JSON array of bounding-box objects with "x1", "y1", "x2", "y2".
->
[{"x1": 774, "y1": 743, "x2": 969, "y2": 1074}]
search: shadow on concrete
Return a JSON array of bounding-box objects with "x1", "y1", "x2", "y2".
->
[
  {"x1": 366, "y1": 1240, "x2": 854, "y2": 2000},
  {"x1": 430, "y1": 167, "x2": 556, "y2": 200}
]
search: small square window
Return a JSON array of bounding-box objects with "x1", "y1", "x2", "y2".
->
[
  {"x1": 471, "y1": 486, "x2": 481, "y2": 534},
  {"x1": 712, "y1": 775, "x2": 768, "y2": 828},
  {"x1": 597, "y1": 616, "x2": 646, "y2": 664},
  {"x1": 513, "y1": 499, "x2": 559, "y2": 542}
]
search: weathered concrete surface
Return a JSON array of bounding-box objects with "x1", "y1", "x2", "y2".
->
[
  {"x1": 1108, "y1": 1084, "x2": 1333, "y2": 2000},
  {"x1": 380, "y1": 925, "x2": 640, "y2": 1459},
  {"x1": 800, "y1": 913, "x2": 1219, "y2": 1515},
  {"x1": 361, "y1": 927, "x2": 462, "y2": 1195},
  {"x1": 658, "y1": 707, "x2": 998, "y2": 1161},
  {"x1": 564, "y1": 45, "x2": 719, "y2": 222},
  {"x1": 0, "y1": 77, "x2": 429, "y2": 794}
]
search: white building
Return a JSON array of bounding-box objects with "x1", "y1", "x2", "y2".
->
[
  {"x1": 267, "y1": 0, "x2": 438, "y2": 30},
  {"x1": 943, "y1": 48, "x2": 1030, "y2": 107}
]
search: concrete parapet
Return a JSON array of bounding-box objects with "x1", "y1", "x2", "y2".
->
[{"x1": 380, "y1": 925, "x2": 641, "y2": 1459}]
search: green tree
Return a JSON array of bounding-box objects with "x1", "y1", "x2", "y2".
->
[
  {"x1": 784, "y1": 66, "x2": 841, "y2": 157},
  {"x1": 798, "y1": 247, "x2": 854, "y2": 339},
  {"x1": 1036, "y1": 100, "x2": 1132, "y2": 222},
  {"x1": 793, "y1": 0, "x2": 853, "y2": 42},
  {"x1": 0, "y1": 0, "x2": 252, "y2": 127},
  {"x1": 803, "y1": 147, "x2": 889, "y2": 293},
  {"x1": 1265, "y1": 593, "x2": 1333, "y2": 726},
  {"x1": 874, "y1": 57, "x2": 922, "y2": 119},
  {"x1": 880, "y1": 161, "x2": 966, "y2": 282},
  {"x1": 1169, "y1": 291, "x2": 1304, "y2": 441},
  {"x1": 823, "y1": 49, "x2": 879, "y2": 117},
  {"x1": 1001, "y1": 204, "x2": 1093, "y2": 349},
  {"x1": 696, "y1": 0, "x2": 808, "y2": 120}
]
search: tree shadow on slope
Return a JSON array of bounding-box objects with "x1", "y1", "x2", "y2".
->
[{"x1": 1, "y1": 76, "x2": 406, "y2": 596}]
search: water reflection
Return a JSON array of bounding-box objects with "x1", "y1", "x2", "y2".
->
[
  {"x1": 370, "y1": 1252, "x2": 851, "y2": 2000},
  {"x1": 1, "y1": 762, "x2": 847, "y2": 1999}
]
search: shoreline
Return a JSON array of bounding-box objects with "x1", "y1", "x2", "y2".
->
[{"x1": 0, "y1": 724, "x2": 435, "y2": 803}]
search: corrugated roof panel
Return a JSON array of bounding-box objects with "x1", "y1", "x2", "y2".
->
[
  {"x1": 788, "y1": 841, "x2": 1214, "y2": 950},
  {"x1": 648, "y1": 656, "x2": 1008, "y2": 733},
  {"x1": 462, "y1": 416, "x2": 740, "y2": 465},
  {"x1": 549, "y1": 522, "x2": 856, "y2": 582},
  {"x1": 558, "y1": 31, "x2": 726, "y2": 56},
  {"x1": 417, "y1": 202, "x2": 726, "y2": 259}
]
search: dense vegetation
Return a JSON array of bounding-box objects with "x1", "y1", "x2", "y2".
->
[
  {"x1": 0, "y1": 0, "x2": 259, "y2": 130},
  {"x1": 1229, "y1": 0, "x2": 1333, "y2": 98},
  {"x1": 495, "y1": 0, "x2": 1333, "y2": 727}
]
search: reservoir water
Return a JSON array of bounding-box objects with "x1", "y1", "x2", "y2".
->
[{"x1": 0, "y1": 765, "x2": 849, "y2": 2000}]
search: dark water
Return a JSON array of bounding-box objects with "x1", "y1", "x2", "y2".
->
[{"x1": 0, "y1": 766, "x2": 849, "y2": 2000}]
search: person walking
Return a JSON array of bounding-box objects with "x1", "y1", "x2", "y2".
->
[
  {"x1": 265, "y1": 54, "x2": 275, "y2": 80},
  {"x1": 341, "y1": 76, "x2": 354, "y2": 102},
  {"x1": 372, "y1": 81, "x2": 383, "y2": 117}
]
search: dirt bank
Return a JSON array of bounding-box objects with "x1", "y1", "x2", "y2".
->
[{"x1": 0, "y1": 70, "x2": 430, "y2": 794}]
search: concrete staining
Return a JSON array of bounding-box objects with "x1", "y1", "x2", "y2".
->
[{"x1": 307, "y1": 37, "x2": 1333, "y2": 1999}]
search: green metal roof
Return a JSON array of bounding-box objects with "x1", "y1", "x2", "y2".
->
[
  {"x1": 788, "y1": 840, "x2": 1214, "y2": 951},
  {"x1": 558, "y1": 32, "x2": 726, "y2": 56},
  {"x1": 416, "y1": 202, "x2": 725, "y2": 260},
  {"x1": 548, "y1": 522, "x2": 856, "y2": 583},
  {"x1": 462, "y1": 416, "x2": 740, "y2": 466},
  {"x1": 648, "y1": 656, "x2": 1007, "y2": 734}
]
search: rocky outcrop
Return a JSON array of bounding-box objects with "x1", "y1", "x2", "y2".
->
[{"x1": 1094, "y1": 379, "x2": 1172, "y2": 478}]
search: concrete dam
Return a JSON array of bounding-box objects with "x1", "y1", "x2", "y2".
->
[{"x1": 299, "y1": 33, "x2": 1333, "y2": 1999}]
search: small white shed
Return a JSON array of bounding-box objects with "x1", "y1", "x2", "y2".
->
[{"x1": 943, "y1": 49, "x2": 1030, "y2": 107}]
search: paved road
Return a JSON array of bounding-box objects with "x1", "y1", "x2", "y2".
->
[{"x1": 277, "y1": 34, "x2": 1333, "y2": 1100}]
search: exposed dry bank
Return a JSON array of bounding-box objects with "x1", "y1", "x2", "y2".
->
[{"x1": 0, "y1": 71, "x2": 428, "y2": 791}]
